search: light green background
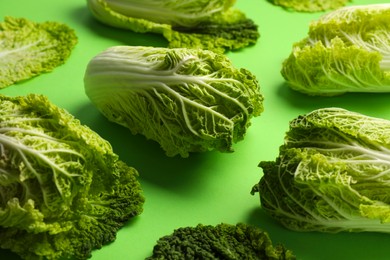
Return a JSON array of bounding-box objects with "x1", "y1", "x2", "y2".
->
[{"x1": 1, "y1": 0, "x2": 389, "y2": 259}]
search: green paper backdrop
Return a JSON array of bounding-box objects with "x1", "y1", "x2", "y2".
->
[{"x1": 0, "y1": 0, "x2": 389, "y2": 259}]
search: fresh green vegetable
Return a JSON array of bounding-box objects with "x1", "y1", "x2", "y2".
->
[
  {"x1": 147, "y1": 223, "x2": 295, "y2": 259},
  {"x1": 0, "y1": 16, "x2": 77, "y2": 89},
  {"x1": 0, "y1": 94, "x2": 144, "y2": 259},
  {"x1": 281, "y1": 4, "x2": 390, "y2": 96},
  {"x1": 252, "y1": 107, "x2": 390, "y2": 233},
  {"x1": 84, "y1": 46, "x2": 264, "y2": 157},
  {"x1": 86, "y1": 0, "x2": 259, "y2": 53},
  {"x1": 267, "y1": 0, "x2": 351, "y2": 12}
]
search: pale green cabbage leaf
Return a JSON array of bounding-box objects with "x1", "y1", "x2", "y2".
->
[
  {"x1": 0, "y1": 17, "x2": 78, "y2": 89},
  {"x1": 86, "y1": 0, "x2": 259, "y2": 53},
  {"x1": 252, "y1": 107, "x2": 390, "y2": 233},
  {"x1": 281, "y1": 4, "x2": 390, "y2": 96},
  {"x1": 84, "y1": 46, "x2": 264, "y2": 157},
  {"x1": 0, "y1": 94, "x2": 144, "y2": 259}
]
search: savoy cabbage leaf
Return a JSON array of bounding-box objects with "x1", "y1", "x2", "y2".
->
[
  {"x1": 252, "y1": 108, "x2": 390, "y2": 233},
  {"x1": 86, "y1": 0, "x2": 259, "y2": 53},
  {"x1": 0, "y1": 94, "x2": 144, "y2": 259},
  {"x1": 147, "y1": 223, "x2": 296, "y2": 259},
  {"x1": 0, "y1": 17, "x2": 78, "y2": 89},
  {"x1": 281, "y1": 4, "x2": 390, "y2": 95},
  {"x1": 84, "y1": 46, "x2": 264, "y2": 157}
]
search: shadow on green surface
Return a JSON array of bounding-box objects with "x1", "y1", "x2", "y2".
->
[
  {"x1": 277, "y1": 82, "x2": 390, "y2": 119},
  {"x1": 69, "y1": 5, "x2": 168, "y2": 48},
  {"x1": 246, "y1": 206, "x2": 390, "y2": 260},
  {"x1": 0, "y1": 249, "x2": 21, "y2": 260},
  {"x1": 74, "y1": 102, "x2": 212, "y2": 194},
  {"x1": 246, "y1": 206, "x2": 286, "y2": 234}
]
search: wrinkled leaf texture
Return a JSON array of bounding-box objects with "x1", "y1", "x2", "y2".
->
[{"x1": 0, "y1": 94, "x2": 144, "y2": 260}]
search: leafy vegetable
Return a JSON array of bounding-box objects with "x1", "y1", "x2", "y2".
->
[
  {"x1": 252, "y1": 107, "x2": 390, "y2": 233},
  {"x1": 267, "y1": 0, "x2": 351, "y2": 12},
  {"x1": 281, "y1": 4, "x2": 390, "y2": 96},
  {"x1": 147, "y1": 223, "x2": 295, "y2": 259},
  {"x1": 0, "y1": 94, "x2": 144, "y2": 259},
  {"x1": 84, "y1": 46, "x2": 264, "y2": 157},
  {"x1": 86, "y1": 0, "x2": 259, "y2": 53},
  {"x1": 0, "y1": 16, "x2": 78, "y2": 89}
]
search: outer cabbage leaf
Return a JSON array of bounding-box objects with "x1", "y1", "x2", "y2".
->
[
  {"x1": 0, "y1": 94, "x2": 144, "y2": 259},
  {"x1": 267, "y1": 0, "x2": 351, "y2": 12},
  {"x1": 282, "y1": 38, "x2": 390, "y2": 96},
  {"x1": 281, "y1": 4, "x2": 390, "y2": 96},
  {"x1": 84, "y1": 46, "x2": 264, "y2": 157},
  {"x1": 0, "y1": 17, "x2": 78, "y2": 89},
  {"x1": 252, "y1": 108, "x2": 390, "y2": 233},
  {"x1": 147, "y1": 223, "x2": 296, "y2": 259},
  {"x1": 168, "y1": 8, "x2": 259, "y2": 52},
  {"x1": 86, "y1": 0, "x2": 259, "y2": 53},
  {"x1": 90, "y1": 0, "x2": 236, "y2": 27}
]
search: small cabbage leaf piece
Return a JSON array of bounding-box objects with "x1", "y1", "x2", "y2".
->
[
  {"x1": 86, "y1": 0, "x2": 259, "y2": 53},
  {"x1": 0, "y1": 17, "x2": 78, "y2": 89},
  {"x1": 84, "y1": 46, "x2": 264, "y2": 158},
  {"x1": 251, "y1": 107, "x2": 390, "y2": 233},
  {"x1": 267, "y1": 0, "x2": 351, "y2": 12},
  {"x1": 0, "y1": 94, "x2": 144, "y2": 259},
  {"x1": 146, "y1": 223, "x2": 296, "y2": 259},
  {"x1": 281, "y1": 4, "x2": 390, "y2": 96}
]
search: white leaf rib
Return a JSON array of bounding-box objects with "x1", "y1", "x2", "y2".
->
[{"x1": 0, "y1": 132, "x2": 84, "y2": 206}]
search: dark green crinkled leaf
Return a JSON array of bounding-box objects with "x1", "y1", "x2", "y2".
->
[{"x1": 147, "y1": 223, "x2": 295, "y2": 260}]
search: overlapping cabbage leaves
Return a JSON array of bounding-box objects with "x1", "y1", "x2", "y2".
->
[
  {"x1": 86, "y1": 0, "x2": 259, "y2": 53},
  {"x1": 0, "y1": 94, "x2": 144, "y2": 259},
  {"x1": 281, "y1": 4, "x2": 390, "y2": 96},
  {"x1": 84, "y1": 46, "x2": 264, "y2": 157},
  {"x1": 252, "y1": 108, "x2": 390, "y2": 233}
]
